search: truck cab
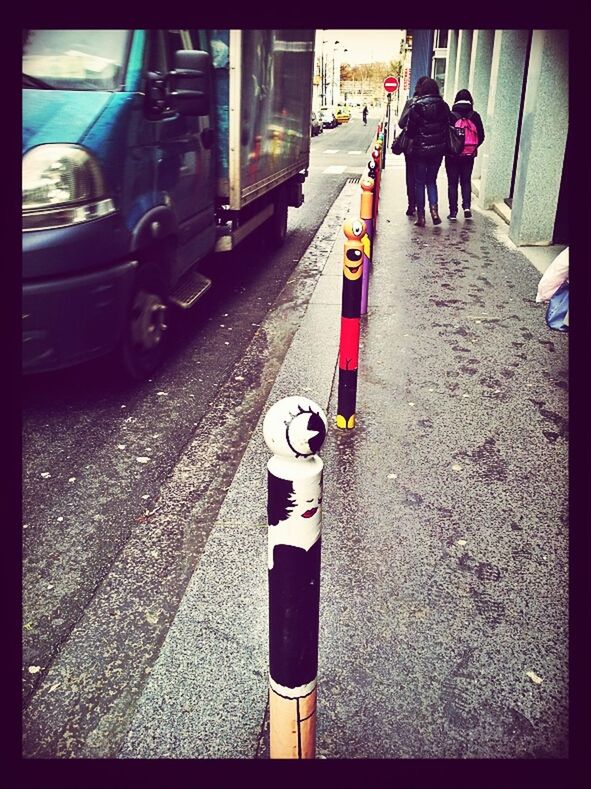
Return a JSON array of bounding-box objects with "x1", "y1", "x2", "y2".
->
[
  {"x1": 23, "y1": 30, "x2": 216, "y2": 378},
  {"x1": 22, "y1": 29, "x2": 314, "y2": 379}
]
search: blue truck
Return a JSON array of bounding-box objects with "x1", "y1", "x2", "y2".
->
[{"x1": 22, "y1": 29, "x2": 315, "y2": 378}]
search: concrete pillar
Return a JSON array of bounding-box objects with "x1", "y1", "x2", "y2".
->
[
  {"x1": 443, "y1": 30, "x2": 458, "y2": 106},
  {"x1": 467, "y1": 30, "x2": 495, "y2": 179},
  {"x1": 453, "y1": 30, "x2": 473, "y2": 97},
  {"x1": 509, "y1": 30, "x2": 569, "y2": 246},
  {"x1": 478, "y1": 30, "x2": 529, "y2": 211}
]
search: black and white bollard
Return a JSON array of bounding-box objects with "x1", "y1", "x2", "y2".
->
[{"x1": 263, "y1": 396, "x2": 328, "y2": 758}]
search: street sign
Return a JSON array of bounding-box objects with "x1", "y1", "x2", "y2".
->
[{"x1": 383, "y1": 75, "x2": 399, "y2": 93}]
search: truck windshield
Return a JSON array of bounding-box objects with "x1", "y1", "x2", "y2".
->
[{"x1": 22, "y1": 30, "x2": 130, "y2": 91}]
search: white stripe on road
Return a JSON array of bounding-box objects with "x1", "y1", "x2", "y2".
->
[
  {"x1": 348, "y1": 150, "x2": 363, "y2": 155},
  {"x1": 324, "y1": 149, "x2": 339, "y2": 154},
  {"x1": 323, "y1": 165, "x2": 347, "y2": 174}
]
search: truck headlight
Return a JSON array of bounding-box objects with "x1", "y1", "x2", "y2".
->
[{"x1": 22, "y1": 144, "x2": 116, "y2": 231}]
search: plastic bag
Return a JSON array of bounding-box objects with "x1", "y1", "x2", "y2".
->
[
  {"x1": 545, "y1": 281, "x2": 569, "y2": 332},
  {"x1": 536, "y1": 247, "x2": 569, "y2": 303}
]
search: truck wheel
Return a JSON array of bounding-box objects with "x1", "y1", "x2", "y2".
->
[
  {"x1": 266, "y1": 190, "x2": 288, "y2": 248},
  {"x1": 118, "y1": 262, "x2": 169, "y2": 380}
]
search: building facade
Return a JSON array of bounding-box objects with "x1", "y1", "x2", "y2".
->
[{"x1": 432, "y1": 29, "x2": 569, "y2": 247}]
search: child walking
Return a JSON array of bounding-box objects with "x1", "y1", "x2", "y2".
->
[{"x1": 445, "y1": 89, "x2": 485, "y2": 220}]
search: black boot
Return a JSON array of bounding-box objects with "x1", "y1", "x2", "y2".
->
[
  {"x1": 429, "y1": 203, "x2": 442, "y2": 225},
  {"x1": 415, "y1": 210, "x2": 426, "y2": 227},
  {"x1": 406, "y1": 205, "x2": 415, "y2": 216}
]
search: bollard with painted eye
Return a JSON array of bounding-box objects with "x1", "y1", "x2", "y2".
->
[
  {"x1": 367, "y1": 160, "x2": 377, "y2": 226},
  {"x1": 263, "y1": 396, "x2": 328, "y2": 759},
  {"x1": 337, "y1": 218, "x2": 366, "y2": 429},
  {"x1": 360, "y1": 176, "x2": 374, "y2": 244}
]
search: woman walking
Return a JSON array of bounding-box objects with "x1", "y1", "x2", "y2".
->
[
  {"x1": 445, "y1": 89, "x2": 485, "y2": 219},
  {"x1": 405, "y1": 77, "x2": 452, "y2": 227},
  {"x1": 397, "y1": 76, "x2": 429, "y2": 217}
]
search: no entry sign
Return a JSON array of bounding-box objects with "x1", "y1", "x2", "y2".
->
[{"x1": 383, "y1": 75, "x2": 399, "y2": 93}]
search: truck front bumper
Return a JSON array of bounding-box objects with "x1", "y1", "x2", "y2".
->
[{"x1": 23, "y1": 259, "x2": 138, "y2": 374}]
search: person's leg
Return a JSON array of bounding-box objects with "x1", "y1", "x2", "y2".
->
[
  {"x1": 425, "y1": 156, "x2": 443, "y2": 206},
  {"x1": 426, "y1": 156, "x2": 443, "y2": 224},
  {"x1": 405, "y1": 154, "x2": 415, "y2": 214},
  {"x1": 445, "y1": 156, "x2": 459, "y2": 217},
  {"x1": 460, "y1": 157, "x2": 475, "y2": 215},
  {"x1": 413, "y1": 157, "x2": 427, "y2": 226}
]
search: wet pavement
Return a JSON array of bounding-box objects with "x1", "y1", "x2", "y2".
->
[{"x1": 118, "y1": 156, "x2": 568, "y2": 759}]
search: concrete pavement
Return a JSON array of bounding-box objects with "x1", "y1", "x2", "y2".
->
[{"x1": 119, "y1": 154, "x2": 568, "y2": 759}]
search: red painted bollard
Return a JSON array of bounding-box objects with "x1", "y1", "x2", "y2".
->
[
  {"x1": 336, "y1": 218, "x2": 366, "y2": 429},
  {"x1": 263, "y1": 396, "x2": 328, "y2": 759}
]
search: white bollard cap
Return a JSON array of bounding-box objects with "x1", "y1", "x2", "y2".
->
[{"x1": 263, "y1": 396, "x2": 327, "y2": 460}]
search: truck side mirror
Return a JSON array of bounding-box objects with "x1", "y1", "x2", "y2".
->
[{"x1": 169, "y1": 50, "x2": 211, "y2": 117}]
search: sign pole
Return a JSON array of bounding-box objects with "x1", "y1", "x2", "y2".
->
[
  {"x1": 382, "y1": 76, "x2": 398, "y2": 169},
  {"x1": 383, "y1": 93, "x2": 392, "y2": 168}
]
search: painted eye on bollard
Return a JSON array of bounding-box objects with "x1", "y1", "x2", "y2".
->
[
  {"x1": 343, "y1": 218, "x2": 366, "y2": 240},
  {"x1": 263, "y1": 396, "x2": 328, "y2": 459}
]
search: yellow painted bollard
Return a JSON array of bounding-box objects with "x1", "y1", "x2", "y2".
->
[{"x1": 360, "y1": 176, "x2": 374, "y2": 244}]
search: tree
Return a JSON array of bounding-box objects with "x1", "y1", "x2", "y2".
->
[
  {"x1": 340, "y1": 62, "x2": 353, "y2": 82},
  {"x1": 387, "y1": 59, "x2": 402, "y2": 79}
]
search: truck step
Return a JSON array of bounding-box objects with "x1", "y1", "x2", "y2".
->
[{"x1": 169, "y1": 270, "x2": 212, "y2": 309}]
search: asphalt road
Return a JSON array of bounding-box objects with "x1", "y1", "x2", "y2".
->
[{"x1": 22, "y1": 117, "x2": 376, "y2": 757}]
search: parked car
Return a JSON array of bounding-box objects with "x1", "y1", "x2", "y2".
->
[
  {"x1": 320, "y1": 106, "x2": 338, "y2": 129},
  {"x1": 335, "y1": 105, "x2": 351, "y2": 124},
  {"x1": 310, "y1": 111, "x2": 322, "y2": 136}
]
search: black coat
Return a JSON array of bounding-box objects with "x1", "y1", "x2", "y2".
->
[
  {"x1": 406, "y1": 94, "x2": 451, "y2": 158},
  {"x1": 447, "y1": 99, "x2": 485, "y2": 158},
  {"x1": 398, "y1": 97, "x2": 415, "y2": 129}
]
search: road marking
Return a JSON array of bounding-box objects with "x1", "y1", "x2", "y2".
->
[
  {"x1": 324, "y1": 149, "x2": 339, "y2": 154},
  {"x1": 348, "y1": 150, "x2": 363, "y2": 155},
  {"x1": 323, "y1": 165, "x2": 347, "y2": 174}
]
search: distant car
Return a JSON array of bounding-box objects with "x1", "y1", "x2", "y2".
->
[
  {"x1": 335, "y1": 106, "x2": 351, "y2": 124},
  {"x1": 320, "y1": 106, "x2": 338, "y2": 129},
  {"x1": 310, "y1": 111, "x2": 322, "y2": 136}
]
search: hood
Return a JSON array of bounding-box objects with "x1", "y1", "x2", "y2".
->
[
  {"x1": 22, "y1": 90, "x2": 112, "y2": 153},
  {"x1": 417, "y1": 94, "x2": 442, "y2": 106},
  {"x1": 452, "y1": 99, "x2": 473, "y2": 117}
]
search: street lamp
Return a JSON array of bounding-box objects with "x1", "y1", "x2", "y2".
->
[
  {"x1": 331, "y1": 40, "x2": 339, "y2": 106},
  {"x1": 321, "y1": 39, "x2": 328, "y2": 105},
  {"x1": 331, "y1": 42, "x2": 348, "y2": 106}
]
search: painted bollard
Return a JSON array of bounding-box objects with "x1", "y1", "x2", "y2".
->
[
  {"x1": 360, "y1": 176, "x2": 374, "y2": 244},
  {"x1": 372, "y1": 147, "x2": 381, "y2": 216},
  {"x1": 336, "y1": 218, "x2": 366, "y2": 429},
  {"x1": 359, "y1": 178, "x2": 374, "y2": 317},
  {"x1": 367, "y1": 160, "x2": 377, "y2": 225},
  {"x1": 263, "y1": 396, "x2": 328, "y2": 759}
]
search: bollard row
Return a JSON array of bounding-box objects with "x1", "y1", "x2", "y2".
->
[{"x1": 262, "y1": 123, "x2": 389, "y2": 760}]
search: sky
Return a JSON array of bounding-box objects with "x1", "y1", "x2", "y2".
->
[{"x1": 315, "y1": 29, "x2": 405, "y2": 66}]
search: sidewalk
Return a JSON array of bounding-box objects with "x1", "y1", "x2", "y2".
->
[{"x1": 120, "y1": 157, "x2": 568, "y2": 759}]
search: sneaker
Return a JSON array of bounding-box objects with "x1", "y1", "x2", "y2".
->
[
  {"x1": 464, "y1": 209, "x2": 472, "y2": 219},
  {"x1": 405, "y1": 206, "x2": 415, "y2": 216},
  {"x1": 447, "y1": 212, "x2": 457, "y2": 220}
]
